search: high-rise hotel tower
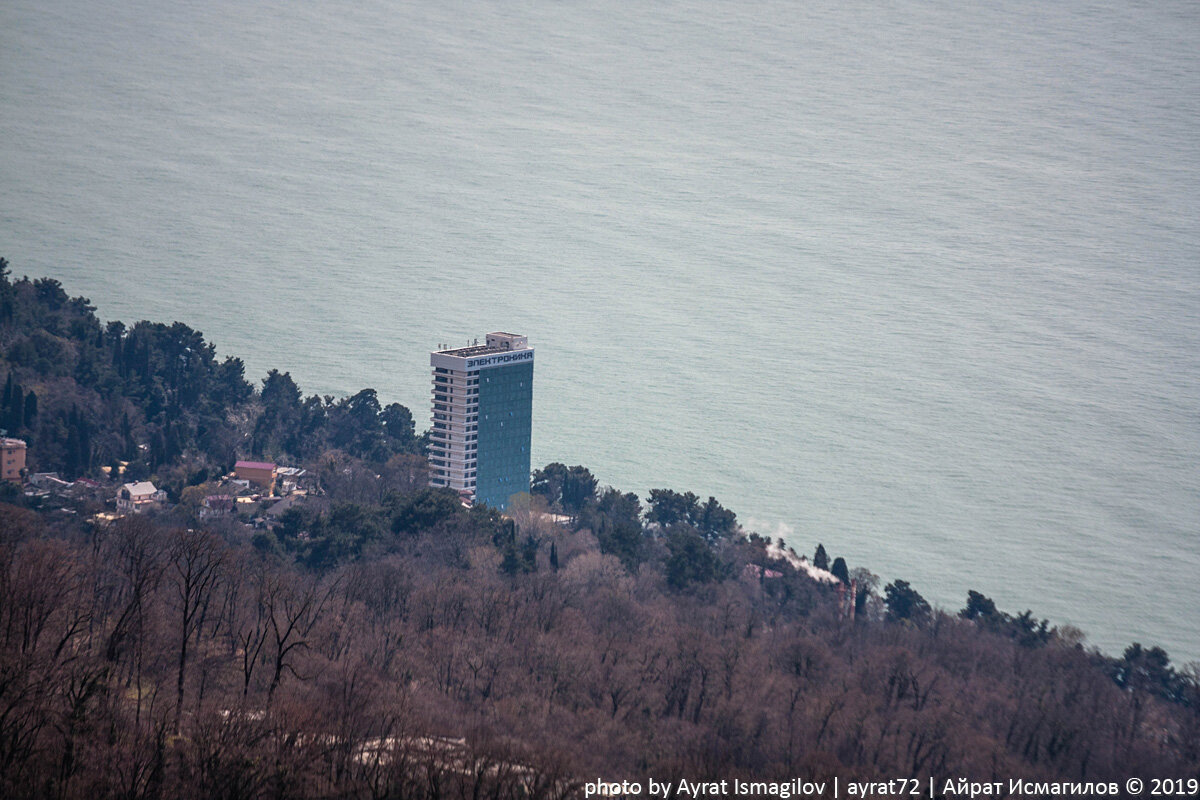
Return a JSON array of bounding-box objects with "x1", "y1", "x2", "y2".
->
[{"x1": 428, "y1": 332, "x2": 534, "y2": 510}]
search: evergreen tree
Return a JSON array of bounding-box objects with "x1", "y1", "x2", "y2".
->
[
  {"x1": 646, "y1": 488, "x2": 701, "y2": 528},
  {"x1": 530, "y1": 462, "x2": 568, "y2": 507},
  {"x1": 65, "y1": 408, "x2": 82, "y2": 479},
  {"x1": 561, "y1": 465, "x2": 598, "y2": 515},
  {"x1": 380, "y1": 402, "x2": 416, "y2": 449},
  {"x1": 23, "y1": 391, "x2": 36, "y2": 425},
  {"x1": 580, "y1": 488, "x2": 644, "y2": 570},
  {"x1": 830, "y1": 556, "x2": 849, "y2": 584},
  {"x1": 813, "y1": 543, "x2": 829, "y2": 571},
  {"x1": 961, "y1": 590, "x2": 998, "y2": 621},
  {"x1": 81, "y1": 416, "x2": 91, "y2": 472},
  {"x1": 884, "y1": 579, "x2": 931, "y2": 624},
  {"x1": 0, "y1": 375, "x2": 21, "y2": 432},
  {"x1": 0, "y1": 257, "x2": 12, "y2": 321},
  {"x1": 6, "y1": 385, "x2": 22, "y2": 431},
  {"x1": 697, "y1": 496, "x2": 737, "y2": 542},
  {"x1": 521, "y1": 534, "x2": 539, "y2": 572},
  {"x1": 665, "y1": 527, "x2": 723, "y2": 590},
  {"x1": 500, "y1": 543, "x2": 523, "y2": 576},
  {"x1": 120, "y1": 412, "x2": 136, "y2": 459}
]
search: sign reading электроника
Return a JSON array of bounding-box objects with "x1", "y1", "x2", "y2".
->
[
  {"x1": 466, "y1": 349, "x2": 533, "y2": 369},
  {"x1": 432, "y1": 349, "x2": 535, "y2": 371}
]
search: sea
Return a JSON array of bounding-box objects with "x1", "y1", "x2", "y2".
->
[{"x1": 2, "y1": 0, "x2": 1197, "y2": 663}]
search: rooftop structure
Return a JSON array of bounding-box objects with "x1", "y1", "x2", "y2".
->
[{"x1": 428, "y1": 332, "x2": 533, "y2": 510}]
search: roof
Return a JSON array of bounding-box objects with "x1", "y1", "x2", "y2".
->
[
  {"x1": 235, "y1": 460, "x2": 276, "y2": 472},
  {"x1": 30, "y1": 473, "x2": 71, "y2": 488},
  {"x1": 434, "y1": 332, "x2": 529, "y2": 359},
  {"x1": 123, "y1": 481, "x2": 158, "y2": 495},
  {"x1": 435, "y1": 343, "x2": 511, "y2": 358},
  {"x1": 264, "y1": 493, "x2": 310, "y2": 517},
  {"x1": 0, "y1": 437, "x2": 27, "y2": 448}
]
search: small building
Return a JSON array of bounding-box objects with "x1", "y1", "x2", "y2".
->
[
  {"x1": 28, "y1": 472, "x2": 70, "y2": 490},
  {"x1": 235, "y1": 460, "x2": 276, "y2": 493},
  {"x1": 742, "y1": 563, "x2": 784, "y2": 581},
  {"x1": 69, "y1": 477, "x2": 105, "y2": 500},
  {"x1": 1, "y1": 438, "x2": 27, "y2": 483},
  {"x1": 275, "y1": 465, "x2": 312, "y2": 494},
  {"x1": 117, "y1": 481, "x2": 165, "y2": 513},
  {"x1": 199, "y1": 494, "x2": 235, "y2": 519},
  {"x1": 262, "y1": 492, "x2": 304, "y2": 519},
  {"x1": 27, "y1": 472, "x2": 74, "y2": 495}
]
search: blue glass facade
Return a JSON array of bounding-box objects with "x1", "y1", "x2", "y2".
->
[{"x1": 473, "y1": 361, "x2": 533, "y2": 510}]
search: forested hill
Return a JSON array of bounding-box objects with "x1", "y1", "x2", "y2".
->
[
  {"x1": 1, "y1": 260, "x2": 1198, "y2": 797},
  {"x1": 0, "y1": 257, "x2": 422, "y2": 489}
]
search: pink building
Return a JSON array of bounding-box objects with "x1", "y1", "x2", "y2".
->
[{"x1": 1, "y1": 438, "x2": 27, "y2": 483}]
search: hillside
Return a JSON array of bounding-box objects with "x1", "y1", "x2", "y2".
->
[{"x1": 1, "y1": 259, "x2": 1197, "y2": 798}]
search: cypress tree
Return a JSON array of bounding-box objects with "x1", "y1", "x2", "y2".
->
[
  {"x1": 500, "y1": 544, "x2": 522, "y2": 576},
  {"x1": 11, "y1": 386, "x2": 23, "y2": 430},
  {"x1": 23, "y1": 391, "x2": 37, "y2": 425},
  {"x1": 831, "y1": 557, "x2": 850, "y2": 584},
  {"x1": 1, "y1": 374, "x2": 15, "y2": 430},
  {"x1": 814, "y1": 543, "x2": 829, "y2": 571},
  {"x1": 80, "y1": 416, "x2": 91, "y2": 472},
  {"x1": 522, "y1": 534, "x2": 539, "y2": 572},
  {"x1": 121, "y1": 412, "x2": 135, "y2": 459},
  {"x1": 65, "y1": 416, "x2": 81, "y2": 479},
  {"x1": 151, "y1": 429, "x2": 166, "y2": 468},
  {"x1": 0, "y1": 257, "x2": 12, "y2": 322},
  {"x1": 122, "y1": 337, "x2": 133, "y2": 373}
]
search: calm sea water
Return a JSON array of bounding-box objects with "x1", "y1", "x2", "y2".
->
[{"x1": 2, "y1": 0, "x2": 1197, "y2": 662}]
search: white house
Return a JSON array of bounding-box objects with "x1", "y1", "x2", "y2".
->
[{"x1": 117, "y1": 481, "x2": 165, "y2": 513}]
